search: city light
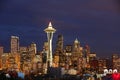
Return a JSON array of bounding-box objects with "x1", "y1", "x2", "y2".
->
[{"x1": 0, "y1": 22, "x2": 119, "y2": 80}]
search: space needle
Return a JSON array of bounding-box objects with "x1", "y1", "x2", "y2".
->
[{"x1": 44, "y1": 22, "x2": 56, "y2": 67}]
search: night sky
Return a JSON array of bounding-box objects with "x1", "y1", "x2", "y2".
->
[{"x1": 0, "y1": 0, "x2": 120, "y2": 57}]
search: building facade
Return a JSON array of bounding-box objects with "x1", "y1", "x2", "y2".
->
[
  {"x1": 11, "y1": 36, "x2": 19, "y2": 53},
  {"x1": 112, "y1": 54, "x2": 120, "y2": 72},
  {"x1": 54, "y1": 35, "x2": 64, "y2": 67}
]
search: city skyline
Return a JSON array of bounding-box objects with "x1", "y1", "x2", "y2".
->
[{"x1": 0, "y1": 0, "x2": 120, "y2": 57}]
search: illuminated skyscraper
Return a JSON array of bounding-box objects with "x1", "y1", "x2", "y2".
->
[
  {"x1": 42, "y1": 42, "x2": 48, "y2": 63},
  {"x1": 0, "y1": 46, "x2": 3, "y2": 69},
  {"x1": 84, "y1": 45, "x2": 90, "y2": 63},
  {"x1": 0, "y1": 46, "x2": 3, "y2": 56},
  {"x1": 73, "y1": 38, "x2": 80, "y2": 52},
  {"x1": 54, "y1": 35, "x2": 64, "y2": 66},
  {"x1": 29, "y1": 42, "x2": 37, "y2": 54},
  {"x1": 11, "y1": 36, "x2": 19, "y2": 53},
  {"x1": 55, "y1": 35, "x2": 63, "y2": 52},
  {"x1": 73, "y1": 38, "x2": 83, "y2": 57},
  {"x1": 44, "y1": 22, "x2": 56, "y2": 67}
]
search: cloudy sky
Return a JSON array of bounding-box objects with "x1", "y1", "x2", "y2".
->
[{"x1": 0, "y1": 0, "x2": 120, "y2": 57}]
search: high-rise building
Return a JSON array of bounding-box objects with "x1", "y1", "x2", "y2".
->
[
  {"x1": 1, "y1": 53, "x2": 9, "y2": 69},
  {"x1": 0, "y1": 47, "x2": 3, "y2": 55},
  {"x1": 55, "y1": 35, "x2": 63, "y2": 53},
  {"x1": 43, "y1": 42, "x2": 48, "y2": 51},
  {"x1": 11, "y1": 36, "x2": 19, "y2": 53},
  {"x1": 72, "y1": 39, "x2": 85, "y2": 71},
  {"x1": 42, "y1": 42, "x2": 48, "y2": 73},
  {"x1": 29, "y1": 42, "x2": 37, "y2": 54},
  {"x1": 84, "y1": 45, "x2": 90, "y2": 63},
  {"x1": 72, "y1": 39, "x2": 83, "y2": 59},
  {"x1": 54, "y1": 35, "x2": 64, "y2": 67},
  {"x1": 73, "y1": 38, "x2": 80, "y2": 52},
  {"x1": 64, "y1": 45, "x2": 72, "y2": 67},
  {"x1": 0, "y1": 46, "x2": 3, "y2": 69},
  {"x1": 42, "y1": 42, "x2": 48, "y2": 63}
]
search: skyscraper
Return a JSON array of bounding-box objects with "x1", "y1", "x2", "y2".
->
[
  {"x1": 11, "y1": 36, "x2": 19, "y2": 53},
  {"x1": 44, "y1": 22, "x2": 56, "y2": 67},
  {"x1": 54, "y1": 35, "x2": 64, "y2": 66},
  {"x1": 0, "y1": 46, "x2": 3, "y2": 69},
  {"x1": 73, "y1": 38, "x2": 80, "y2": 52},
  {"x1": 55, "y1": 35, "x2": 63, "y2": 53},
  {"x1": 0, "y1": 46, "x2": 3, "y2": 56},
  {"x1": 42, "y1": 42, "x2": 48, "y2": 63},
  {"x1": 72, "y1": 38, "x2": 83, "y2": 57},
  {"x1": 29, "y1": 42, "x2": 37, "y2": 54},
  {"x1": 84, "y1": 45, "x2": 90, "y2": 63}
]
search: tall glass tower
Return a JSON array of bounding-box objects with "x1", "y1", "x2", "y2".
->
[
  {"x1": 44, "y1": 22, "x2": 56, "y2": 67},
  {"x1": 11, "y1": 36, "x2": 19, "y2": 53}
]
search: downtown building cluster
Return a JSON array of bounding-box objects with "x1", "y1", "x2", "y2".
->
[{"x1": 0, "y1": 24, "x2": 120, "y2": 75}]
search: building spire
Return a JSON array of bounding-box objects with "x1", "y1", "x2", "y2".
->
[
  {"x1": 74, "y1": 38, "x2": 79, "y2": 43},
  {"x1": 48, "y1": 22, "x2": 52, "y2": 27}
]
